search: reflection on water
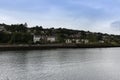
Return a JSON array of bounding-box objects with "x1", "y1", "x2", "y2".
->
[{"x1": 0, "y1": 48, "x2": 120, "y2": 80}]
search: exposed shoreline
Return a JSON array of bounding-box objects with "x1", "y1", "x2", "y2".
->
[{"x1": 0, "y1": 44, "x2": 120, "y2": 51}]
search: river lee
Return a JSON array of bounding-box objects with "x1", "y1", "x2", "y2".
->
[{"x1": 0, "y1": 48, "x2": 120, "y2": 80}]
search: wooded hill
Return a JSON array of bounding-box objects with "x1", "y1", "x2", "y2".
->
[{"x1": 0, "y1": 23, "x2": 120, "y2": 45}]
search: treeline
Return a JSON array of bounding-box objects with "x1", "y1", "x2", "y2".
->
[
  {"x1": 0, "y1": 23, "x2": 33, "y2": 44},
  {"x1": 0, "y1": 32, "x2": 33, "y2": 44},
  {"x1": 0, "y1": 23, "x2": 120, "y2": 45}
]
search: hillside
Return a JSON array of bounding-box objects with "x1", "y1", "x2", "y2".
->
[{"x1": 0, "y1": 23, "x2": 120, "y2": 45}]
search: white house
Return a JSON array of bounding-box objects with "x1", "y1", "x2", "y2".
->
[
  {"x1": 99, "y1": 40, "x2": 105, "y2": 44},
  {"x1": 47, "y1": 36, "x2": 56, "y2": 42},
  {"x1": 33, "y1": 35, "x2": 43, "y2": 43},
  {"x1": 33, "y1": 35, "x2": 56, "y2": 43},
  {"x1": 65, "y1": 39, "x2": 81, "y2": 44},
  {"x1": 81, "y1": 39, "x2": 89, "y2": 44},
  {"x1": 0, "y1": 26, "x2": 6, "y2": 32},
  {"x1": 75, "y1": 39, "x2": 81, "y2": 43},
  {"x1": 65, "y1": 39, "x2": 72, "y2": 43}
]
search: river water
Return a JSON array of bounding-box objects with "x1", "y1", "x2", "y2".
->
[{"x1": 0, "y1": 48, "x2": 120, "y2": 80}]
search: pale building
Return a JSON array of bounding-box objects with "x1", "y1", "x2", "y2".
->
[
  {"x1": 81, "y1": 39, "x2": 89, "y2": 44},
  {"x1": 33, "y1": 35, "x2": 56, "y2": 43},
  {"x1": 99, "y1": 40, "x2": 105, "y2": 44},
  {"x1": 65, "y1": 39, "x2": 81, "y2": 44},
  {"x1": 75, "y1": 39, "x2": 81, "y2": 43},
  {"x1": 47, "y1": 36, "x2": 56, "y2": 42},
  {"x1": 65, "y1": 39, "x2": 72, "y2": 43},
  {"x1": 84, "y1": 39, "x2": 89, "y2": 44},
  {"x1": 33, "y1": 35, "x2": 42, "y2": 43},
  {"x1": 0, "y1": 26, "x2": 6, "y2": 32}
]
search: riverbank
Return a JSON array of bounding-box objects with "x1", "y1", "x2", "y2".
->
[{"x1": 0, "y1": 44, "x2": 120, "y2": 51}]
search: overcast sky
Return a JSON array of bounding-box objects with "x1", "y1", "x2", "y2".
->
[{"x1": 0, "y1": 0, "x2": 120, "y2": 34}]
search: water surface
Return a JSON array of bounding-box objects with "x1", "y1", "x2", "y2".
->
[{"x1": 0, "y1": 48, "x2": 120, "y2": 80}]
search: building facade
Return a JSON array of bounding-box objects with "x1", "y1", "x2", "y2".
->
[
  {"x1": 47, "y1": 36, "x2": 56, "y2": 42},
  {"x1": 33, "y1": 35, "x2": 56, "y2": 43},
  {"x1": 0, "y1": 26, "x2": 6, "y2": 32}
]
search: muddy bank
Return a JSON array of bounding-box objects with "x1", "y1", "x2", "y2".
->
[{"x1": 0, "y1": 44, "x2": 120, "y2": 51}]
